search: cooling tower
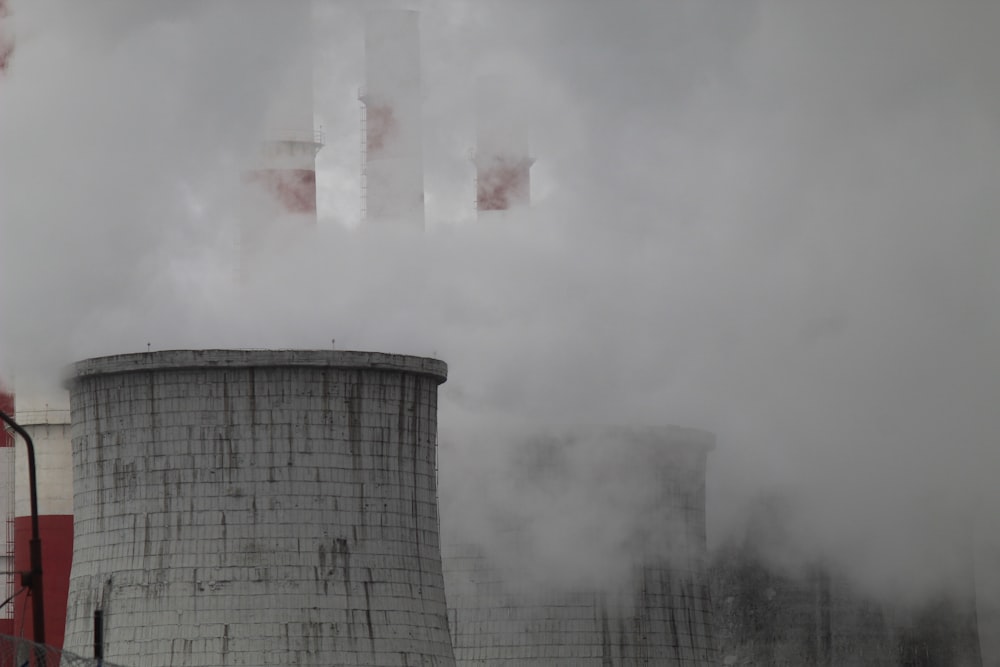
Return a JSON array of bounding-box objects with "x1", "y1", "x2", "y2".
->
[
  {"x1": 62, "y1": 350, "x2": 455, "y2": 667},
  {"x1": 475, "y1": 75, "x2": 533, "y2": 215},
  {"x1": 12, "y1": 405, "x2": 73, "y2": 650},
  {"x1": 443, "y1": 426, "x2": 718, "y2": 666},
  {"x1": 362, "y1": 10, "x2": 425, "y2": 228},
  {"x1": 711, "y1": 496, "x2": 984, "y2": 666}
]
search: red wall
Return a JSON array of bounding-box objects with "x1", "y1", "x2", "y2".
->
[{"x1": 13, "y1": 515, "x2": 73, "y2": 648}]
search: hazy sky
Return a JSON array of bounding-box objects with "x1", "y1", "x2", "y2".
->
[{"x1": 2, "y1": 0, "x2": 999, "y2": 607}]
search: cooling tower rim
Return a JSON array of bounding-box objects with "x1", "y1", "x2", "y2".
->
[
  {"x1": 64, "y1": 349, "x2": 447, "y2": 387},
  {"x1": 534, "y1": 424, "x2": 716, "y2": 452}
]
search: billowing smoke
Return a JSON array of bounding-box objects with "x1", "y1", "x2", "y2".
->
[{"x1": 1, "y1": 0, "x2": 999, "y2": 628}]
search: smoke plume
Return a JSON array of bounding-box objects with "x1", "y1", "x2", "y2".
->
[{"x1": 1, "y1": 0, "x2": 999, "y2": 630}]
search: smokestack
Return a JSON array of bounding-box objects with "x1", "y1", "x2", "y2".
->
[
  {"x1": 12, "y1": 402, "x2": 73, "y2": 651},
  {"x1": 475, "y1": 75, "x2": 533, "y2": 216},
  {"x1": 361, "y1": 10, "x2": 425, "y2": 228},
  {"x1": 0, "y1": 385, "x2": 14, "y2": 636},
  {"x1": 62, "y1": 350, "x2": 456, "y2": 666},
  {"x1": 240, "y1": 2, "x2": 321, "y2": 270}
]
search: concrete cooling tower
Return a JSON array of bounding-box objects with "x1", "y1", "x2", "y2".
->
[
  {"x1": 61, "y1": 350, "x2": 455, "y2": 667},
  {"x1": 711, "y1": 495, "x2": 983, "y2": 666},
  {"x1": 443, "y1": 426, "x2": 717, "y2": 666}
]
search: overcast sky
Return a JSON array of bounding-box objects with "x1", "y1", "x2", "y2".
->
[{"x1": 2, "y1": 0, "x2": 999, "y2": 610}]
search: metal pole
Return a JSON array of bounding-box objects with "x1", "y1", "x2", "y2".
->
[{"x1": 0, "y1": 409, "x2": 46, "y2": 648}]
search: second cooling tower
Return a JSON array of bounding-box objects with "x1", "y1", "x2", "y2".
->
[
  {"x1": 443, "y1": 426, "x2": 718, "y2": 666},
  {"x1": 62, "y1": 350, "x2": 455, "y2": 667}
]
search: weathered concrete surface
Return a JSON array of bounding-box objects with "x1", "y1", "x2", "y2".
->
[
  {"x1": 711, "y1": 497, "x2": 983, "y2": 667},
  {"x1": 443, "y1": 426, "x2": 717, "y2": 666},
  {"x1": 63, "y1": 350, "x2": 454, "y2": 667}
]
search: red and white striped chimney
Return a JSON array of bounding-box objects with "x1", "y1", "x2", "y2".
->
[
  {"x1": 13, "y1": 397, "x2": 73, "y2": 650},
  {"x1": 361, "y1": 10, "x2": 425, "y2": 228},
  {"x1": 0, "y1": 384, "x2": 14, "y2": 637},
  {"x1": 240, "y1": 2, "x2": 321, "y2": 270},
  {"x1": 475, "y1": 74, "x2": 533, "y2": 216}
]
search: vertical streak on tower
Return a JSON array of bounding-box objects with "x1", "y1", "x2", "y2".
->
[
  {"x1": 361, "y1": 10, "x2": 425, "y2": 228},
  {"x1": 240, "y1": 2, "x2": 321, "y2": 272},
  {"x1": 13, "y1": 405, "x2": 73, "y2": 650},
  {"x1": 0, "y1": 385, "x2": 14, "y2": 637},
  {"x1": 475, "y1": 75, "x2": 533, "y2": 216}
]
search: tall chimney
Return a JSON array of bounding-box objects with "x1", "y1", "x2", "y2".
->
[
  {"x1": 240, "y1": 2, "x2": 321, "y2": 270},
  {"x1": 475, "y1": 74, "x2": 533, "y2": 216},
  {"x1": 12, "y1": 399, "x2": 73, "y2": 652},
  {"x1": 0, "y1": 384, "x2": 14, "y2": 637},
  {"x1": 361, "y1": 10, "x2": 425, "y2": 228}
]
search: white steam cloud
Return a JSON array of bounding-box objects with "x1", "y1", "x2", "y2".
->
[{"x1": 1, "y1": 0, "x2": 999, "y2": 622}]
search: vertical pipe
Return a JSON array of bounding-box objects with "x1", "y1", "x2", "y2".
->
[
  {"x1": 14, "y1": 407, "x2": 72, "y2": 652},
  {"x1": 0, "y1": 410, "x2": 45, "y2": 648}
]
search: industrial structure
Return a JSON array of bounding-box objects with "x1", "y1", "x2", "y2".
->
[
  {"x1": 474, "y1": 75, "x2": 533, "y2": 216},
  {"x1": 239, "y1": 2, "x2": 322, "y2": 272},
  {"x1": 61, "y1": 350, "x2": 455, "y2": 667},
  {"x1": 12, "y1": 403, "x2": 73, "y2": 651},
  {"x1": 361, "y1": 10, "x2": 425, "y2": 228},
  {"x1": 1, "y1": 4, "x2": 992, "y2": 664},
  {"x1": 0, "y1": 385, "x2": 14, "y2": 637},
  {"x1": 443, "y1": 426, "x2": 718, "y2": 665},
  {"x1": 711, "y1": 497, "x2": 984, "y2": 666}
]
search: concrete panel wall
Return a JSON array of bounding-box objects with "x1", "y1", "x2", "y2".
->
[
  {"x1": 711, "y1": 498, "x2": 983, "y2": 667},
  {"x1": 63, "y1": 350, "x2": 454, "y2": 667},
  {"x1": 443, "y1": 427, "x2": 717, "y2": 666}
]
